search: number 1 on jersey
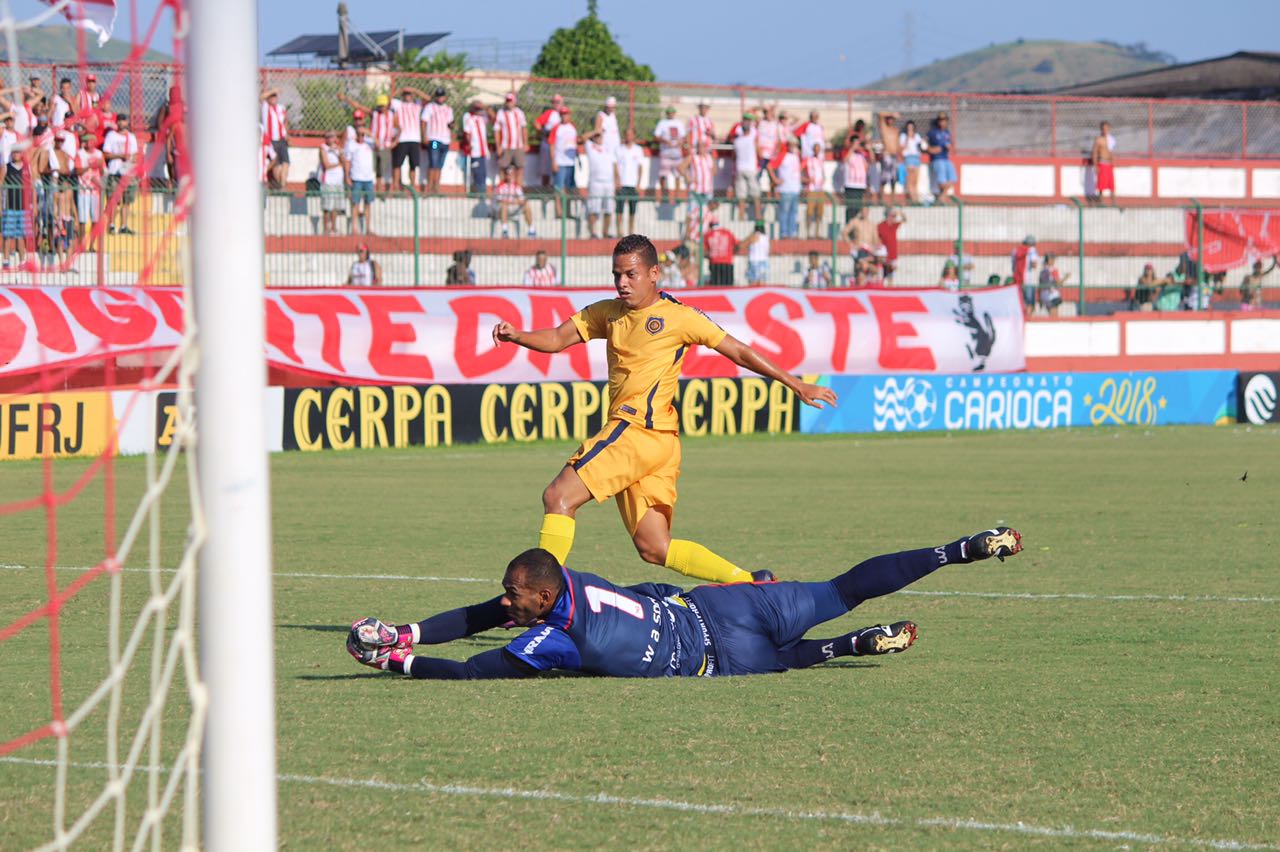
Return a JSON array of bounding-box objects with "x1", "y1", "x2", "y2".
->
[{"x1": 584, "y1": 585, "x2": 645, "y2": 620}]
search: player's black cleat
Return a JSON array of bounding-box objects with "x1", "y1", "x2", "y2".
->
[
  {"x1": 965, "y1": 527, "x2": 1022, "y2": 562},
  {"x1": 852, "y1": 621, "x2": 918, "y2": 655},
  {"x1": 750, "y1": 569, "x2": 777, "y2": 583}
]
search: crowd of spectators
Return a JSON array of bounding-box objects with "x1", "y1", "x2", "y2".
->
[{"x1": 0, "y1": 74, "x2": 143, "y2": 271}]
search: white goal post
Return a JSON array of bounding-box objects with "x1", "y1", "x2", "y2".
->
[{"x1": 188, "y1": 0, "x2": 279, "y2": 847}]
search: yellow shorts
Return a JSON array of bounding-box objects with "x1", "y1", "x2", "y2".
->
[{"x1": 568, "y1": 419, "x2": 681, "y2": 535}]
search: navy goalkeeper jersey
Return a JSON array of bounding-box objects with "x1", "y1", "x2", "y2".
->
[{"x1": 504, "y1": 567, "x2": 711, "y2": 677}]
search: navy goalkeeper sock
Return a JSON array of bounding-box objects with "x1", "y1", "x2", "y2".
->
[
  {"x1": 777, "y1": 635, "x2": 856, "y2": 669},
  {"x1": 831, "y1": 539, "x2": 968, "y2": 610}
]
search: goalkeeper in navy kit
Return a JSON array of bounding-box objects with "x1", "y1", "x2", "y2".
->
[{"x1": 347, "y1": 528, "x2": 1022, "y2": 679}]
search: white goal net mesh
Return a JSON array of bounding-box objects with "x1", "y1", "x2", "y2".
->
[{"x1": 0, "y1": 0, "x2": 205, "y2": 848}]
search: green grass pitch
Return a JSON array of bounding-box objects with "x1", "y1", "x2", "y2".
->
[{"x1": 1, "y1": 426, "x2": 1277, "y2": 848}]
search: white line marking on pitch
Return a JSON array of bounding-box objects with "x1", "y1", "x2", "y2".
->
[
  {"x1": 0, "y1": 756, "x2": 1273, "y2": 851},
  {"x1": 3, "y1": 563, "x2": 1273, "y2": 604}
]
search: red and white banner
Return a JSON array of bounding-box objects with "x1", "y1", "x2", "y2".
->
[
  {"x1": 1187, "y1": 210, "x2": 1280, "y2": 273},
  {"x1": 0, "y1": 286, "x2": 1026, "y2": 383}
]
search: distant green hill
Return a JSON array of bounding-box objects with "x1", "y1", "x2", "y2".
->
[
  {"x1": 0, "y1": 26, "x2": 171, "y2": 64},
  {"x1": 866, "y1": 40, "x2": 1172, "y2": 93}
]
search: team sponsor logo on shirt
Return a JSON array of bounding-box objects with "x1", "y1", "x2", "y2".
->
[{"x1": 645, "y1": 316, "x2": 664, "y2": 335}]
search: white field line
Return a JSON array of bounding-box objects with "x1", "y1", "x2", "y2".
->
[
  {"x1": 0, "y1": 756, "x2": 1274, "y2": 851},
  {"x1": 2, "y1": 563, "x2": 1275, "y2": 604}
]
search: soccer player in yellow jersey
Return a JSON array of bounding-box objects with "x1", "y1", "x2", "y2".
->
[{"x1": 492, "y1": 234, "x2": 838, "y2": 584}]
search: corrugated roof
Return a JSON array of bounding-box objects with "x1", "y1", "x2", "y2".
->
[{"x1": 1054, "y1": 52, "x2": 1280, "y2": 99}]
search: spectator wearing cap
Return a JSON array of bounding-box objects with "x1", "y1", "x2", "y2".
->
[
  {"x1": 461, "y1": 100, "x2": 490, "y2": 195},
  {"x1": 343, "y1": 108, "x2": 366, "y2": 148},
  {"x1": 653, "y1": 105, "x2": 686, "y2": 205},
  {"x1": 102, "y1": 113, "x2": 139, "y2": 235},
  {"x1": 534, "y1": 94, "x2": 565, "y2": 189},
  {"x1": 547, "y1": 106, "x2": 579, "y2": 219},
  {"x1": 347, "y1": 243, "x2": 381, "y2": 285},
  {"x1": 77, "y1": 74, "x2": 99, "y2": 114},
  {"x1": 688, "y1": 101, "x2": 714, "y2": 151},
  {"x1": 345, "y1": 122, "x2": 376, "y2": 235},
  {"x1": 495, "y1": 163, "x2": 535, "y2": 238},
  {"x1": 422, "y1": 88, "x2": 454, "y2": 195},
  {"x1": 795, "y1": 110, "x2": 825, "y2": 159},
  {"x1": 729, "y1": 112, "x2": 761, "y2": 220},
  {"x1": 390, "y1": 85, "x2": 427, "y2": 190},
  {"x1": 494, "y1": 92, "x2": 528, "y2": 187},
  {"x1": 523, "y1": 249, "x2": 560, "y2": 287},
  {"x1": 594, "y1": 95, "x2": 621, "y2": 155},
  {"x1": 260, "y1": 89, "x2": 289, "y2": 188},
  {"x1": 1011, "y1": 234, "x2": 1039, "y2": 312},
  {"x1": 927, "y1": 113, "x2": 956, "y2": 199},
  {"x1": 614, "y1": 128, "x2": 645, "y2": 236},
  {"x1": 767, "y1": 137, "x2": 802, "y2": 239},
  {"x1": 340, "y1": 91, "x2": 396, "y2": 194},
  {"x1": 73, "y1": 130, "x2": 104, "y2": 252}
]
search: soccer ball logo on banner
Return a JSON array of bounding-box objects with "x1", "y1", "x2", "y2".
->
[{"x1": 873, "y1": 378, "x2": 938, "y2": 432}]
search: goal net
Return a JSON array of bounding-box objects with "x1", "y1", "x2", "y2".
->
[{"x1": 0, "y1": 0, "x2": 274, "y2": 846}]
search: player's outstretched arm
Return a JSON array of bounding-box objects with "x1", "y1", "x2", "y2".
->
[
  {"x1": 396, "y1": 648, "x2": 537, "y2": 680},
  {"x1": 713, "y1": 335, "x2": 837, "y2": 409},
  {"x1": 404, "y1": 596, "x2": 508, "y2": 645},
  {"x1": 492, "y1": 317, "x2": 584, "y2": 353}
]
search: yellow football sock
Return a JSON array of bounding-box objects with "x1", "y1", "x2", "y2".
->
[
  {"x1": 538, "y1": 513, "x2": 576, "y2": 566},
  {"x1": 664, "y1": 539, "x2": 752, "y2": 584}
]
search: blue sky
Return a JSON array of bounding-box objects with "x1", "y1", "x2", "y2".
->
[
  {"x1": 11, "y1": 0, "x2": 1280, "y2": 88},
  {"x1": 252, "y1": 0, "x2": 1277, "y2": 87}
]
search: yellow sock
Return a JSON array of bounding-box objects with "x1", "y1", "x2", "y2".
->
[
  {"x1": 538, "y1": 513, "x2": 576, "y2": 566},
  {"x1": 664, "y1": 539, "x2": 752, "y2": 584}
]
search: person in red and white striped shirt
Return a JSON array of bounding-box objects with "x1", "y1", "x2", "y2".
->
[
  {"x1": 422, "y1": 88, "x2": 455, "y2": 195},
  {"x1": 495, "y1": 164, "x2": 536, "y2": 237},
  {"x1": 77, "y1": 74, "x2": 100, "y2": 115},
  {"x1": 259, "y1": 89, "x2": 289, "y2": 188},
  {"x1": 685, "y1": 197, "x2": 720, "y2": 246},
  {"x1": 340, "y1": 91, "x2": 397, "y2": 193},
  {"x1": 688, "y1": 101, "x2": 715, "y2": 151},
  {"x1": 802, "y1": 141, "x2": 826, "y2": 239},
  {"x1": 390, "y1": 86, "x2": 427, "y2": 190},
  {"x1": 461, "y1": 101, "x2": 490, "y2": 195},
  {"x1": 523, "y1": 249, "x2": 559, "y2": 286},
  {"x1": 494, "y1": 92, "x2": 528, "y2": 187},
  {"x1": 680, "y1": 139, "x2": 716, "y2": 202}
]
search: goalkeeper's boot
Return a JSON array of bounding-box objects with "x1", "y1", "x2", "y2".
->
[
  {"x1": 965, "y1": 527, "x2": 1022, "y2": 562},
  {"x1": 851, "y1": 621, "x2": 918, "y2": 655},
  {"x1": 750, "y1": 569, "x2": 777, "y2": 583}
]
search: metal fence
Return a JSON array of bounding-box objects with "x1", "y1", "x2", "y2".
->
[
  {"x1": 255, "y1": 188, "x2": 1277, "y2": 314},
  {"x1": 10, "y1": 61, "x2": 1278, "y2": 159},
  {"x1": 257, "y1": 68, "x2": 1280, "y2": 159}
]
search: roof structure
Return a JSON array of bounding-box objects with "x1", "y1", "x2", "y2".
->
[
  {"x1": 1053, "y1": 51, "x2": 1280, "y2": 100},
  {"x1": 268, "y1": 31, "x2": 448, "y2": 63}
]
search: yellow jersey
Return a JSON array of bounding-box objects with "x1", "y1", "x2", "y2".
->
[{"x1": 571, "y1": 293, "x2": 727, "y2": 432}]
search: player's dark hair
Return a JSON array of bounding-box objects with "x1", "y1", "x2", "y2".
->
[
  {"x1": 505, "y1": 548, "x2": 565, "y2": 593},
  {"x1": 613, "y1": 234, "x2": 659, "y2": 270}
]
